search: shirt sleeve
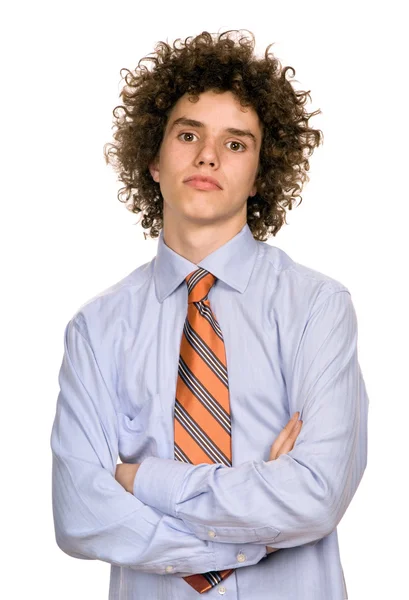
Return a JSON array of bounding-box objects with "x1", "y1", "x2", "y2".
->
[
  {"x1": 133, "y1": 290, "x2": 369, "y2": 549},
  {"x1": 50, "y1": 318, "x2": 267, "y2": 576}
]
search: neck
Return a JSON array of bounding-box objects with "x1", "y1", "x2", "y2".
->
[{"x1": 162, "y1": 217, "x2": 246, "y2": 264}]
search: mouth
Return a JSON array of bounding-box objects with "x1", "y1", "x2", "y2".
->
[
  {"x1": 184, "y1": 173, "x2": 222, "y2": 189},
  {"x1": 184, "y1": 179, "x2": 222, "y2": 191}
]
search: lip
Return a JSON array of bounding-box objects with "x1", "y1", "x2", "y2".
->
[
  {"x1": 184, "y1": 175, "x2": 222, "y2": 190},
  {"x1": 185, "y1": 180, "x2": 221, "y2": 191}
]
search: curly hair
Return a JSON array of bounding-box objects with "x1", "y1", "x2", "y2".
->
[{"x1": 103, "y1": 29, "x2": 323, "y2": 242}]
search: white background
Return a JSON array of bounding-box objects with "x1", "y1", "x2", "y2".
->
[{"x1": 2, "y1": 1, "x2": 407, "y2": 598}]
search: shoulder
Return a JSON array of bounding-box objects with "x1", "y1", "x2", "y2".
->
[
  {"x1": 260, "y1": 242, "x2": 351, "y2": 314},
  {"x1": 68, "y1": 259, "x2": 153, "y2": 341},
  {"x1": 262, "y1": 243, "x2": 347, "y2": 289}
]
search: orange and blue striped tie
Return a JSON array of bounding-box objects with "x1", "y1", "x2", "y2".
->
[{"x1": 174, "y1": 267, "x2": 235, "y2": 593}]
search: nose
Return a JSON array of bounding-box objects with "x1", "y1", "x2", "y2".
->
[{"x1": 195, "y1": 140, "x2": 219, "y2": 168}]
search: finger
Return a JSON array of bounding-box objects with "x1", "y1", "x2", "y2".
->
[
  {"x1": 269, "y1": 413, "x2": 299, "y2": 455},
  {"x1": 274, "y1": 421, "x2": 303, "y2": 458},
  {"x1": 285, "y1": 412, "x2": 300, "y2": 430},
  {"x1": 269, "y1": 413, "x2": 300, "y2": 460},
  {"x1": 269, "y1": 418, "x2": 300, "y2": 460},
  {"x1": 269, "y1": 418, "x2": 302, "y2": 460}
]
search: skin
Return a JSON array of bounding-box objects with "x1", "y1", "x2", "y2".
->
[
  {"x1": 148, "y1": 88, "x2": 263, "y2": 263},
  {"x1": 115, "y1": 89, "x2": 303, "y2": 555}
]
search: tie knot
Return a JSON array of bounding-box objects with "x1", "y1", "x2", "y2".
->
[{"x1": 185, "y1": 268, "x2": 216, "y2": 303}]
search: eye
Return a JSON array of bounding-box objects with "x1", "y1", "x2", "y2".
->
[
  {"x1": 177, "y1": 132, "x2": 246, "y2": 152},
  {"x1": 178, "y1": 132, "x2": 198, "y2": 143},
  {"x1": 226, "y1": 141, "x2": 246, "y2": 152}
]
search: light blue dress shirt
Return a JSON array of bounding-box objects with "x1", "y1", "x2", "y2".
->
[{"x1": 51, "y1": 222, "x2": 368, "y2": 599}]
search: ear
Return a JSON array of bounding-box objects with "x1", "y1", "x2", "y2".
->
[
  {"x1": 250, "y1": 181, "x2": 257, "y2": 197},
  {"x1": 250, "y1": 166, "x2": 260, "y2": 197},
  {"x1": 149, "y1": 156, "x2": 160, "y2": 183}
]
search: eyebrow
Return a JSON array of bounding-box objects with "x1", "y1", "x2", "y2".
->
[{"x1": 169, "y1": 117, "x2": 258, "y2": 147}]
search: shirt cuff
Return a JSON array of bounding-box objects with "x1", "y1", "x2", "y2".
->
[
  {"x1": 133, "y1": 456, "x2": 199, "y2": 517},
  {"x1": 213, "y1": 541, "x2": 268, "y2": 571}
]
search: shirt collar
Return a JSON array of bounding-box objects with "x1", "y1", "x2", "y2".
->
[{"x1": 154, "y1": 222, "x2": 259, "y2": 303}]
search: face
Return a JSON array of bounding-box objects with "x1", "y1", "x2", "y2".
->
[{"x1": 149, "y1": 89, "x2": 263, "y2": 231}]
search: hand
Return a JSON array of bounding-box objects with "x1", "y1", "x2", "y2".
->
[
  {"x1": 115, "y1": 462, "x2": 141, "y2": 493},
  {"x1": 269, "y1": 411, "x2": 303, "y2": 461},
  {"x1": 266, "y1": 412, "x2": 303, "y2": 555}
]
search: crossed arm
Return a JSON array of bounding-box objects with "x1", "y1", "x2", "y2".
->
[
  {"x1": 115, "y1": 412, "x2": 304, "y2": 554},
  {"x1": 116, "y1": 290, "x2": 368, "y2": 551},
  {"x1": 51, "y1": 289, "x2": 368, "y2": 573}
]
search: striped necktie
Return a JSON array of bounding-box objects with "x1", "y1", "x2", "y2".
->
[{"x1": 174, "y1": 267, "x2": 235, "y2": 593}]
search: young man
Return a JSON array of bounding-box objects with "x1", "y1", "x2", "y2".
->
[{"x1": 50, "y1": 30, "x2": 368, "y2": 599}]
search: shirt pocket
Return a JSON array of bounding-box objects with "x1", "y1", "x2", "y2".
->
[{"x1": 117, "y1": 391, "x2": 167, "y2": 462}]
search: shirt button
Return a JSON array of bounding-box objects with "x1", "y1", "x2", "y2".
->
[
  {"x1": 165, "y1": 566, "x2": 173, "y2": 573},
  {"x1": 208, "y1": 530, "x2": 216, "y2": 538},
  {"x1": 218, "y1": 585, "x2": 226, "y2": 595},
  {"x1": 237, "y1": 552, "x2": 246, "y2": 562}
]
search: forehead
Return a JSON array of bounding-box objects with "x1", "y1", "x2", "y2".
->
[{"x1": 166, "y1": 90, "x2": 262, "y2": 133}]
